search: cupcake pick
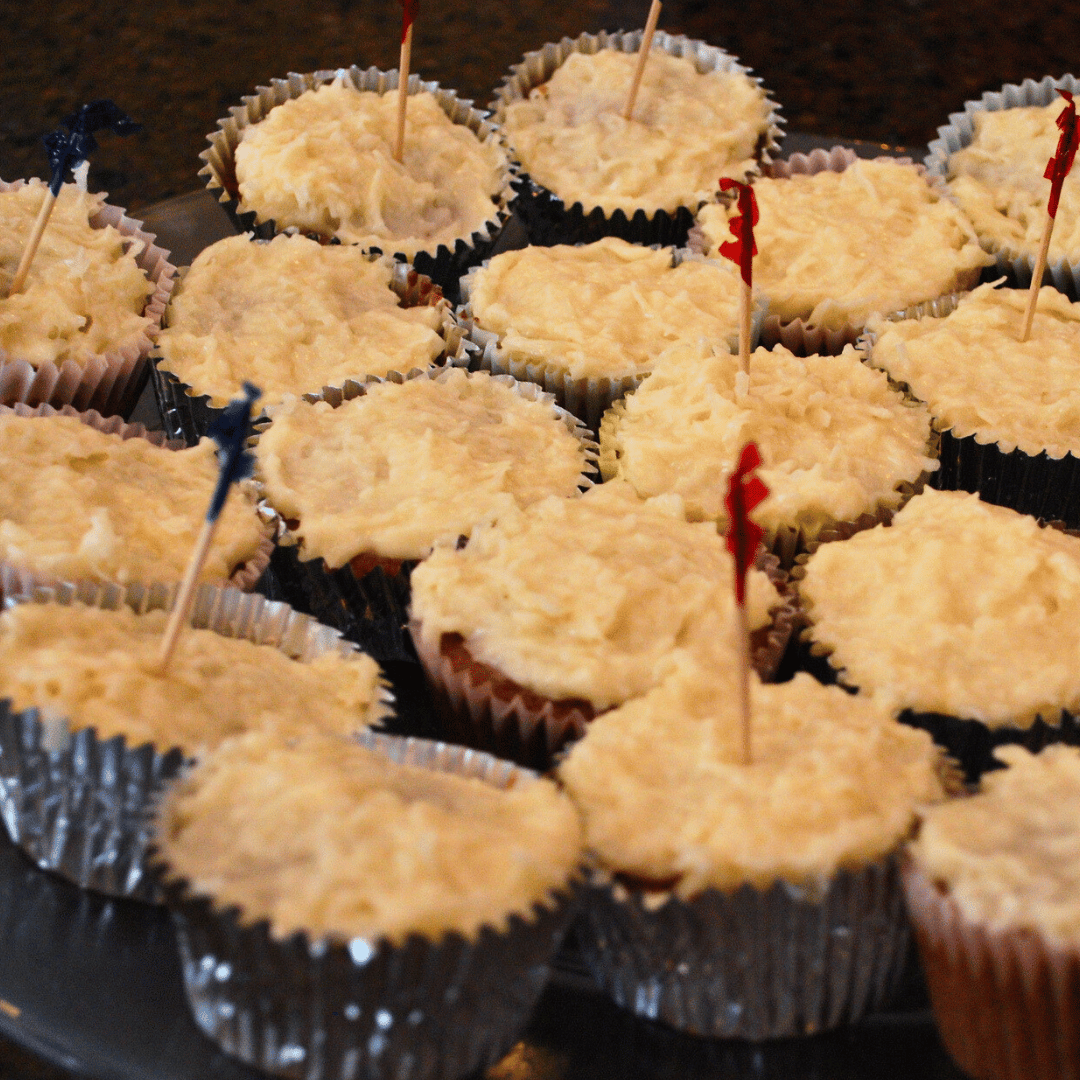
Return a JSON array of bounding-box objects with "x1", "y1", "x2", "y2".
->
[
  {"x1": 8, "y1": 100, "x2": 141, "y2": 297},
  {"x1": 724, "y1": 441, "x2": 768, "y2": 765},
  {"x1": 718, "y1": 177, "x2": 758, "y2": 376},
  {"x1": 393, "y1": 0, "x2": 420, "y2": 162},
  {"x1": 622, "y1": 0, "x2": 663, "y2": 121},
  {"x1": 1020, "y1": 89, "x2": 1079, "y2": 342},
  {"x1": 157, "y1": 383, "x2": 261, "y2": 672}
]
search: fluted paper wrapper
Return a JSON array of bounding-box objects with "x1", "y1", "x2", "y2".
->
[
  {"x1": 152, "y1": 253, "x2": 470, "y2": 444},
  {"x1": 903, "y1": 855, "x2": 1080, "y2": 1080},
  {"x1": 925, "y1": 74, "x2": 1080, "y2": 297},
  {"x1": 156, "y1": 733, "x2": 582, "y2": 1080},
  {"x1": 0, "y1": 179, "x2": 176, "y2": 418},
  {"x1": 460, "y1": 246, "x2": 766, "y2": 432},
  {"x1": 578, "y1": 855, "x2": 909, "y2": 1040},
  {"x1": 490, "y1": 30, "x2": 783, "y2": 249},
  {"x1": 0, "y1": 402, "x2": 273, "y2": 597},
  {"x1": 0, "y1": 581, "x2": 385, "y2": 902},
  {"x1": 199, "y1": 66, "x2": 515, "y2": 298}
]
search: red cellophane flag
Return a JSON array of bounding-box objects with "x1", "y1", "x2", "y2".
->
[
  {"x1": 717, "y1": 178, "x2": 758, "y2": 288},
  {"x1": 724, "y1": 442, "x2": 768, "y2": 605},
  {"x1": 1045, "y1": 89, "x2": 1079, "y2": 219},
  {"x1": 399, "y1": 0, "x2": 419, "y2": 43}
]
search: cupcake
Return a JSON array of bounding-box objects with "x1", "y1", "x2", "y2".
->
[
  {"x1": 798, "y1": 487, "x2": 1080, "y2": 781},
  {"x1": 0, "y1": 178, "x2": 175, "y2": 416},
  {"x1": 492, "y1": 30, "x2": 782, "y2": 247},
  {"x1": 154, "y1": 728, "x2": 584, "y2": 1080},
  {"x1": 600, "y1": 341, "x2": 939, "y2": 566}
]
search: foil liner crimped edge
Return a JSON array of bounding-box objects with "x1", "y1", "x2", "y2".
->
[
  {"x1": 199, "y1": 66, "x2": 515, "y2": 297},
  {"x1": 155, "y1": 732, "x2": 583, "y2": 1080},
  {"x1": 490, "y1": 30, "x2": 784, "y2": 249},
  {"x1": 577, "y1": 855, "x2": 910, "y2": 1040},
  {"x1": 0, "y1": 581, "x2": 391, "y2": 901},
  {"x1": 0, "y1": 179, "x2": 177, "y2": 418}
]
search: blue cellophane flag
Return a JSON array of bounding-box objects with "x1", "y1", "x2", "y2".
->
[
  {"x1": 43, "y1": 100, "x2": 141, "y2": 197},
  {"x1": 205, "y1": 383, "x2": 261, "y2": 523}
]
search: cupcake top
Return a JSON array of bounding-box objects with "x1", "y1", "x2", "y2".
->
[
  {"x1": 0, "y1": 412, "x2": 266, "y2": 584},
  {"x1": 156, "y1": 234, "x2": 446, "y2": 409},
  {"x1": 234, "y1": 81, "x2": 507, "y2": 255},
  {"x1": 601, "y1": 342, "x2": 937, "y2": 539},
  {"x1": 0, "y1": 602, "x2": 389, "y2": 753},
  {"x1": 255, "y1": 368, "x2": 589, "y2": 565},
  {"x1": 695, "y1": 159, "x2": 991, "y2": 328},
  {"x1": 0, "y1": 182, "x2": 155, "y2": 366},
  {"x1": 501, "y1": 48, "x2": 772, "y2": 215},
  {"x1": 911, "y1": 744, "x2": 1080, "y2": 948},
  {"x1": 799, "y1": 488, "x2": 1080, "y2": 727},
  {"x1": 868, "y1": 284, "x2": 1080, "y2": 459},
  {"x1": 464, "y1": 237, "x2": 741, "y2": 381},
  {"x1": 559, "y1": 664, "x2": 944, "y2": 898},
  {"x1": 409, "y1": 481, "x2": 781, "y2": 710},
  {"x1": 945, "y1": 100, "x2": 1080, "y2": 263},
  {"x1": 157, "y1": 729, "x2": 583, "y2": 943}
]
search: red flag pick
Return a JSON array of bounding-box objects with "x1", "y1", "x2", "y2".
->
[
  {"x1": 393, "y1": 0, "x2": 420, "y2": 163},
  {"x1": 717, "y1": 178, "x2": 758, "y2": 375}
]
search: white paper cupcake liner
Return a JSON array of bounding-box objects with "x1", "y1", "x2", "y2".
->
[
  {"x1": 199, "y1": 66, "x2": 516, "y2": 300},
  {"x1": 925, "y1": 74, "x2": 1080, "y2": 296},
  {"x1": 0, "y1": 581, "x2": 389, "y2": 901},
  {"x1": 154, "y1": 732, "x2": 583, "y2": 1080},
  {"x1": 490, "y1": 30, "x2": 783, "y2": 249},
  {"x1": 0, "y1": 179, "x2": 176, "y2": 418}
]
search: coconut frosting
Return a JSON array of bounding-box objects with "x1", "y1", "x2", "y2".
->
[
  {"x1": 912, "y1": 745, "x2": 1080, "y2": 948},
  {"x1": 255, "y1": 369, "x2": 588, "y2": 565},
  {"x1": 502, "y1": 48, "x2": 771, "y2": 215},
  {"x1": 0, "y1": 182, "x2": 154, "y2": 366},
  {"x1": 601, "y1": 342, "x2": 937, "y2": 539},
  {"x1": 466, "y1": 237, "x2": 741, "y2": 381},
  {"x1": 158, "y1": 730, "x2": 583, "y2": 943},
  {"x1": 0, "y1": 413, "x2": 266, "y2": 585},
  {"x1": 696, "y1": 159, "x2": 991, "y2": 328},
  {"x1": 156, "y1": 235, "x2": 444, "y2": 408},
  {"x1": 409, "y1": 481, "x2": 780, "y2": 709},
  {"x1": 234, "y1": 82, "x2": 506, "y2": 254},
  {"x1": 0, "y1": 603, "x2": 388, "y2": 753},
  {"x1": 800, "y1": 488, "x2": 1080, "y2": 727}
]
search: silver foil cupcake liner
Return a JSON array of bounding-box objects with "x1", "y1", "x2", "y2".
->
[
  {"x1": 199, "y1": 66, "x2": 516, "y2": 299},
  {"x1": 152, "y1": 251, "x2": 470, "y2": 445},
  {"x1": 577, "y1": 855, "x2": 910, "y2": 1039},
  {"x1": 0, "y1": 580, "x2": 389, "y2": 902},
  {"x1": 0, "y1": 179, "x2": 176, "y2": 418},
  {"x1": 155, "y1": 732, "x2": 583, "y2": 1080},
  {"x1": 490, "y1": 30, "x2": 783, "y2": 249}
]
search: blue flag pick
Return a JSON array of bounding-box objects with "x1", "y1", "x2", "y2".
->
[{"x1": 44, "y1": 100, "x2": 141, "y2": 197}]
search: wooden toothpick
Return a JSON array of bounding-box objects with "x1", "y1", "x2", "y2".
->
[
  {"x1": 394, "y1": 25, "x2": 413, "y2": 163},
  {"x1": 8, "y1": 189, "x2": 57, "y2": 296},
  {"x1": 623, "y1": 0, "x2": 662, "y2": 122}
]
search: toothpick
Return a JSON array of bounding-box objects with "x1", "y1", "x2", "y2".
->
[
  {"x1": 157, "y1": 520, "x2": 216, "y2": 672},
  {"x1": 623, "y1": 0, "x2": 662, "y2": 122},
  {"x1": 734, "y1": 599, "x2": 752, "y2": 765},
  {"x1": 394, "y1": 25, "x2": 413, "y2": 163},
  {"x1": 8, "y1": 189, "x2": 56, "y2": 297},
  {"x1": 1019, "y1": 214, "x2": 1053, "y2": 342},
  {"x1": 739, "y1": 278, "x2": 752, "y2": 375}
]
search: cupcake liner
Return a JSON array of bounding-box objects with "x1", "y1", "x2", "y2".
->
[
  {"x1": 490, "y1": 30, "x2": 783, "y2": 248},
  {"x1": 199, "y1": 66, "x2": 516, "y2": 299},
  {"x1": 0, "y1": 179, "x2": 177, "y2": 418},
  {"x1": 577, "y1": 854, "x2": 910, "y2": 1039},
  {"x1": 0, "y1": 580, "x2": 388, "y2": 901},
  {"x1": 152, "y1": 251, "x2": 470, "y2": 444},
  {"x1": 0, "y1": 401, "x2": 274, "y2": 598},
  {"x1": 902, "y1": 854, "x2": 1080, "y2": 1080},
  {"x1": 155, "y1": 732, "x2": 583, "y2": 1080},
  {"x1": 925, "y1": 74, "x2": 1080, "y2": 297},
  {"x1": 461, "y1": 245, "x2": 766, "y2": 433}
]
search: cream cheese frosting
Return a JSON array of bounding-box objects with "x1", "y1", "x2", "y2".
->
[
  {"x1": 0, "y1": 413, "x2": 266, "y2": 585},
  {"x1": 157, "y1": 729, "x2": 583, "y2": 943},
  {"x1": 800, "y1": 488, "x2": 1080, "y2": 727},
  {"x1": 502, "y1": 48, "x2": 771, "y2": 215},
  {"x1": 254, "y1": 369, "x2": 589, "y2": 565},
  {"x1": 696, "y1": 159, "x2": 991, "y2": 328},
  {"x1": 0, "y1": 182, "x2": 154, "y2": 366},
  {"x1": 465, "y1": 237, "x2": 741, "y2": 381},
  {"x1": 156, "y1": 235, "x2": 445, "y2": 408},
  {"x1": 409, "y1": 481, "x2": 780, "y2": 709},
  {"x1": 601, "y1": 342, "x2": 937, "y2": 539},
  {"x1": 234, "y1": 81, "x2": 507, "y2": 254},
  {"x1": 911, "y1": 745, "x2": 1080, "y2": 948}
]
